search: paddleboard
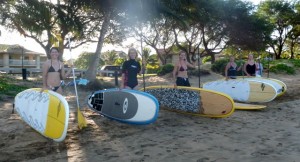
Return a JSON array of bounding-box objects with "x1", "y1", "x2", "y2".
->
[
  {"x1": 264, "y1": 78, "x2": 287, "y2": 97},
  {"x1": 87, "y1": 88, "x2": 159, "y2": 125},
  {"x1": 143, "y1": 86, "x2": 235, "y2": 118},
  {"x1": 236, "y1": 76, "x2": 287, "y2": 96},
  {"x1": 14, "y1": 88, "x2": 69, "y2": 142},
  {"x1": 234, "y1": 102, "x2": 267, "y2": 110},
  {"x1": 203, "y1": 79, "x2": 277, "y2": 103}
]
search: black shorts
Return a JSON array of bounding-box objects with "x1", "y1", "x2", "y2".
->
[
  {"x1": 125, "y1": 81, "x2": 138, "y2": 89},
  {"x1": 176, "y1": 77, "x2": 191, "y2": 87}
]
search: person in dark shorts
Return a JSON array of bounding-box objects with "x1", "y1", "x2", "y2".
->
[
  {"x1": 41, "y1": 47, "x2": 72, "y2": 94},
  {"x1": 172, "y1": 51, "x2": 195, "y2": 87},
  {"x1": 121, "y1": 48, "x2": 142, "y2": 90},
  {"x1": 243, "y1": 53, "x2": 257, "y2": 76},
  {"x1": 224, "y1": 56, "x2": 242, "y2": 80}
]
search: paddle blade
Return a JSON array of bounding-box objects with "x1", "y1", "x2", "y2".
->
[{"x1": 77, "y1": 107, "x2": 87, "y2": 129}]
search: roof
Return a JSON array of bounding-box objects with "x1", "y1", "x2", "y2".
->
[{"x1": 0, "y1": 44, "x2": 46, "y2": 57}]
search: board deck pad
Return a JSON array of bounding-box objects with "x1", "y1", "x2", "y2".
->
[
  {"x1": 145, "y1": 88, "x2": 201, "y2": 113},
  {"x1": 90, "y1": 91, "x2": 138, "y2": 119},
  {"x1": 14, "y1": 88, "x2": 69, "y2": 142},
  {"x1": 87, "y1": 89, "x2": 159, "y2": 125},
  {"x1": 143, "y1": 86, "x2": 235, "y2": 118}
]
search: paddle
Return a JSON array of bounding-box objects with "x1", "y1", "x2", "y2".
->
[
  {"x1": 68, "y1": 37, "x2": 87, "y2": 129},
  {"x1": 238, "y1": 48, "x2": 244, "y2": 79},
  {"x1": 197, "y1": 47, "x2": 201, "y2": 88},
  {"x1": 267, "y1": 50, "x2": 271, "y2": 78},
  {"x1": 139, "y1": 25, "x2": 146, "y2": 92}
]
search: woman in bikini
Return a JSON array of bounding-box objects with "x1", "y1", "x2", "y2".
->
[
  {"x1": 41, "y1": 47, "x2": 72, "y2": 94},
  {"x1": 243, "y1": 53, "x2": 257, "y2": 76},
  {"x1": 224, "y1": 56, "x2": 242, "y2": 80},
  {"x1": 173, "y1": 51, "x2": 195, "y2": 87}
]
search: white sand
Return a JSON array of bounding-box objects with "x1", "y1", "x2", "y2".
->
[{"x1": 1, "y1": 71, "x2": 300, "y2": 162}]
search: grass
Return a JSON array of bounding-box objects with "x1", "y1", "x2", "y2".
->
[{"x1": 0, "y1": 74, "x2": 31, "y2": 101}]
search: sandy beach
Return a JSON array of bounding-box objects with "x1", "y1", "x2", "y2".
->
[{"x1": 1, "y1": 71, "x2": 300, "y2": 162}]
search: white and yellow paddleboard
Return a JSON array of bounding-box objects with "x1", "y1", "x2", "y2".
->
[
  {"x1": 234, "y1": 102, "x2": 267, "y2": 110},
  {"x1": 14, "y1": 88, "x2": 69, "y2": 142},
  {"x1": 236, "y1": 76, "x2": 287, "y2": 97},
  {"x1": 203, "y1": 78, "x2": 277, "y2": 103},
  {"x1": 143, "y1": 86, "x2": 235, "y2": 118}
]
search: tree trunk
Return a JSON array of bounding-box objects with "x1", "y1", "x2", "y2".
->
[
  {"x1": 85, "y1": 12, "x2": 110, "y2": 81},
  {"x1": 290, "y1": 39, "x2": 295, "y2": 59},
  {"x1": 154, "y1": 48, "x2": 166, "y2": 65},
  {"x1": 210, "y1": 52, "x2": 215, "y2": 64}
]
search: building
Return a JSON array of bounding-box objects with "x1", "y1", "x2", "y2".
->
[{"x1": 0, "y1": 44, "x2": 47, "y2": 73}]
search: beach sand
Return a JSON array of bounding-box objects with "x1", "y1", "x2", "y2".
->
[{"x1": 1, "y1": 71, "x2": 300, "y2": 162}]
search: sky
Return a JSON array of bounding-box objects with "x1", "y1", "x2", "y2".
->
[{"x1": 0, "y1": 0, "x2": 262, "y2": 60}]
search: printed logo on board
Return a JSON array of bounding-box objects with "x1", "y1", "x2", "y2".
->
[{"x1": 123, "y1": 98, "x2": 128, "y2": 114}]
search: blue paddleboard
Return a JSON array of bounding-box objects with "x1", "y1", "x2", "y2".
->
[{"x1": 87, "y1": 88, "x2": 159, "y2": 125}]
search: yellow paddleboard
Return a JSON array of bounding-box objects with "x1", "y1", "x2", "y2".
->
[
  {"x1": 142, "y1": 86, "x2": 235, "y2": 118},
  {"x1": 234, "y1": 102, "x2": 267, "y2": 110},
  {"x1": 203, "y1": 78, "x2": 278, "y2": 103},
  {"x1": 14, "y1": 88, "x2": 69, "y2": 142},
  {"x1": 236, "y1": 76, "x2": 287, "y2": 97}
]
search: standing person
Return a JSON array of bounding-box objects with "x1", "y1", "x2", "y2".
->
[
  {"x1": 121, "y1": 48, "x2": 142, "y2": 90},
  {"x1": 255, "y1": 57, "x2": 264, "y2": 77},
  {"x1": 173, "y1": 51, "x2": 195, "y2": 87},
  {"x1": 224, "y1": 56, "x2": 242, "y2": 80},
  {"x1": 243, "y1": 53, "x2": 257, "y2": 76},
  {"x1": 41, "y1": 47, "x2": 72, "y2": 94}
]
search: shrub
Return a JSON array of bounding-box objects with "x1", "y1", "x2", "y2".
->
[
  {"x1": 290, "y1": 59, "x2": 300, "y2": 68},
  {"x1": 0, "y1": 75, "x2": 29, "y2": 100},
  {"x1": 269, "y1": 63, "x2": 295, "y2": 75},
  {"x1": 146, "y1": 64, "x2": 160, "y2": 74},
  {"x1": 85, "y1": 79, "x2": 115, "y2": 91},
  {"x1": 188, "y1": 68, "x2": 210, "y2": 76},
  {"x1": 202, "y1": 56, "x2": 211, "y2": 64},
  {"x1": 211, "y1": 58, "x2": 228, "y2": 75},
  {"x1": 157, "y1": 64, "x2": 174, "y2": 76}
]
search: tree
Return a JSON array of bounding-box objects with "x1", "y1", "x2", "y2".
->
[
  {"x1": 2, "y1": 0, "x2": 99, "y2": 58},
  {"x1": 142, "y1": 47, "x2": 152, "y2": 67},
  {"x1": 287, "y1": 1, "x2": 300, "y2": 59},
  {"x1": 140, "y1": 19, "x2": 176, "y2": 65},
  {"x1": 85, "y1": 0, "x2": 189, "y2": 81},
  {"x1": 74, "y1": 52, "x2": 104, "y2": 69},
  {"x1": 257, "y1": 0, "x2": 295, "y2": 59},
  {"x1": 101, "y1": 50, "x2": 118, "y2": 65}
]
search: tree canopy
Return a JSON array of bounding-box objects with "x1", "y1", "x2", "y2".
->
[{"x1": 1, "y1": 0, "x2": 300, "y2": 81}]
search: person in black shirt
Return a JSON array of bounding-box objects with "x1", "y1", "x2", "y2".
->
[
  {"x1": 224, "y1": 56, "x2": 242, "y2": 80},
  {"x1": 121, "y1": 48, "x2": 141, "y2": 90},
  {"x1": 243, "y1": 54, "x2": 257, "y2": 76}
]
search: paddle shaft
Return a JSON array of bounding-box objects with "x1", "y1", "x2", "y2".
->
[
  {"x1": 140, "y1": 24, "x2": 145, "y2": 92},
  {"x1": 68, "y1": 38, "x2": 80, "y2": 108}
]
